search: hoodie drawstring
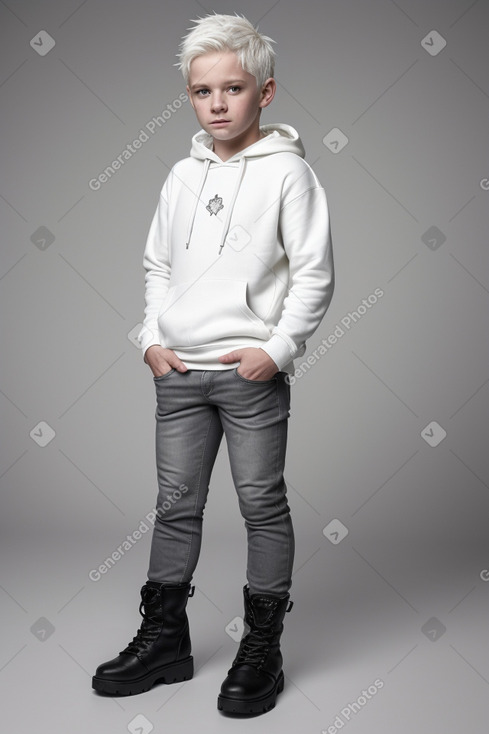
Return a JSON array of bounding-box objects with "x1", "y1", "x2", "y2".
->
[
  {"x1": 218, "y1": 157, "x2": 246, "y2": 255},
  {"x1": 185, "y1": 157, "x2": 247, "y2": 255},
  {"x1": 185, "y1": 158, "x2": 210, "y2": 249}
]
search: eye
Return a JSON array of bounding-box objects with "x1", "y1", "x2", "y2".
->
[
  {"x1": 228, "y1": 86, "x2": 241, "y2": 93},
  {"x1": 196, "y1": 89, "x2": 210, "y2": 97}
]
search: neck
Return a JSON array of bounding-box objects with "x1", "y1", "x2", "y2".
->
[{"x1": 212, "y1": 123, "x2": 263, "y2": 162}]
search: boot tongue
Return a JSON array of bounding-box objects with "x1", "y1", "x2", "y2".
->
[
  {"x1": 145, "y1": 581, "x2": 163, "y2": 591},
  {"x1": 250, "y1": 597, "x2": 279, "y2": 626},
  {"x1": 140, "y1": 584, "x2": 162, "y2": 617}
]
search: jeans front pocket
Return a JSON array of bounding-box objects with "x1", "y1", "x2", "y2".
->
[
  {"x1": 153, "y1": 368, "x2": 176, "y2": 381},
  {"x1": 233, "y1": 367, "x2": 278, "y2": 385}
]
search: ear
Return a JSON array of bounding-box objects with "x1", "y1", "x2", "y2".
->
[
  {"x1": 258, "y1": 77, "x2": 276, "y2": 109},
  {"x1": 186, "y1": 85, "x2": 195, "y2": 110}
]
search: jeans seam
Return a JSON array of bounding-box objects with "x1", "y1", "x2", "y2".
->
[
  {"x1": 274, "y1": 381, "x2": 290, "y2": 593},
  {"x1": 276, "y1": 378, "x2": 293, "y2": 594},
  {"x1": 180, "y1": 408, "x2": 218, "y2": 582}
]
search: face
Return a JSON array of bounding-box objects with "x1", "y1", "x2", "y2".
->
[{"x1": 186, "y1": 49, "x2": 275, "y2": 155}]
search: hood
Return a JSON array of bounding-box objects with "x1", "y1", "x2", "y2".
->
[
  {"x1": 190, "y1": 122, "x2": 305, "y2": 162},
  {"x1": 185, "y1": 123, "x2": 305, "y2": 253}
]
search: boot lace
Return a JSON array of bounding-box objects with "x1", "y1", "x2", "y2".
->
[
  {"x1": 233, "y1": 624, "x2": 277, "y2": 670},
  {"x1": 121, "y1": 587, "x2": 162, "y2": 656}
]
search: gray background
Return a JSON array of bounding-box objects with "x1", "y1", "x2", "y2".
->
[{"x1": 1, "y1": 0, "x2": 488, "y2": 732}]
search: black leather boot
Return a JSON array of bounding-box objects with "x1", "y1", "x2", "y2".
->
[
  {"x1": 218, "y1": 584, "x2": 293, "y2": 714},
  {"x1": 92, "y1": 581, "x2": 194, "y2": 695}
]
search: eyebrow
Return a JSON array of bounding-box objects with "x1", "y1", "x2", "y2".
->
[{"x1": 189, "y1": 79, "x2": 247, "y2": 91}]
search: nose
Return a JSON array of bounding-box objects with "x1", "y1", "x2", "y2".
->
[{"x1": 210, "y1": 93, "x2": 227, "y2": 114}]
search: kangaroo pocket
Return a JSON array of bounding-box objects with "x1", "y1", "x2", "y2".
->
[{"x1": 157, "y1": 279, "x2": 271, "y2": 349}]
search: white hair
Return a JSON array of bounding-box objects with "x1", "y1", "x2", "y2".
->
[{"x1": 176, "y1": 12, "x2": 276, "y2": 90}]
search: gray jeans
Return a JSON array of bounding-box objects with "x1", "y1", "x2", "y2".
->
[{"x1": 147, "y1": 367, "x2": 294, "y2": 596}]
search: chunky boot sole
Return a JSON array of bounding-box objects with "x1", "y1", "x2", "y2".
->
[
  {"x1": 217, "y1": 670, "x2": 284, "y2": 714},
  {"x1": 92, "y1": 655, "x2": 193, "y2": 696}
]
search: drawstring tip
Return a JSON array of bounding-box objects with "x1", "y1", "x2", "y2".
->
[
  {"x1": 218, "y1": 244, "x2": 224, "y2": 255},
  {"x1": 185, "y1": 242, "x2": 189, "y2": 249}
]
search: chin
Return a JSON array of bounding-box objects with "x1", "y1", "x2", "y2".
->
[{"x1": 209, "y1": 129, "x2": 234, "y2": 139}]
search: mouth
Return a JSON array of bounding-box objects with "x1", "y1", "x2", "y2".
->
[{"x1": 210, "y1": 120, "x2": 230, "y2": 125}]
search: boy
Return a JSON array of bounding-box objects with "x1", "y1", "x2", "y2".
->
[{"x1": 92, "y1": 13, "x2": 334, "y2": 715}]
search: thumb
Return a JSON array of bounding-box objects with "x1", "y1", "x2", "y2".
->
[
  {"x1": 218, "y1": 350, "x2": 242, "y2": 363},
  {"x1": 166, "y1": 353, "x2": 188, "y2": 372}
]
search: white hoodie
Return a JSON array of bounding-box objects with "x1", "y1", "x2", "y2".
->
[{"x1": 137, "y1": 123, "x2": 334, "y2": 374}]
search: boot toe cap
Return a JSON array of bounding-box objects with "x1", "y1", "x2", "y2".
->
[
  {"x1": 220, "y1": 665, "x2": 274, "y2": 699},
  {"x1": 94, "y1": 653, "x2": 146, "y2": 681}
]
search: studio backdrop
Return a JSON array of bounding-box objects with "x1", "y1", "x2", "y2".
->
[{"x1": 1, "y1": 1, "x2": 488, "y2": 732}]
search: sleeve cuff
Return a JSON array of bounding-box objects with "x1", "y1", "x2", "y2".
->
[
  {"x1": 260, "y1": 333, "x2": 296, "y2": 372},
  {"x1": 137, "y1": 324, "x2": 162, "y2": 360}
]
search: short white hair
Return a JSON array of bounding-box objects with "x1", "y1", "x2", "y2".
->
[{"x1": 176, "y1": 12, "x2": 276, "y2": 90}]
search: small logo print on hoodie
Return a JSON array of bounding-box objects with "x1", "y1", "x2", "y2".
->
[{"x1": 206, "y1": 194, "x2": 224, "y2": 216}]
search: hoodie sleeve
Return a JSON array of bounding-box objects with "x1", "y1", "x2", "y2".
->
[
  {"x1": 137, "y1": 182, "x2": 171, "y2": 359},
  {"x1": 260, "y1": 171, "x2": 334, "y2": 371}
]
